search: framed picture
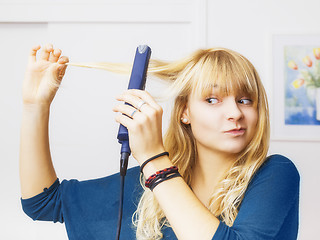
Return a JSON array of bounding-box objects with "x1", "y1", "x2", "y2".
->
[{"x1": 273, "y1": 34, "x2": 320, "y2": 141}]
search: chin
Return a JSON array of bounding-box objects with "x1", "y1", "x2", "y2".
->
[{"x1": 222, "y1": 143, "x2": 248, "y2": 155}]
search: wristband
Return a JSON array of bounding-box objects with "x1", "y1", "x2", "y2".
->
[{"x1": 140, "y1": 151, "x2": 169, "y2": 173}]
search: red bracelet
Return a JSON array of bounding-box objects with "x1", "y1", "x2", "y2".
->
[{"x1": 145, "y1": 166, "x2": 180, "y2": 191}]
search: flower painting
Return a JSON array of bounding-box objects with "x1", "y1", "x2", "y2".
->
[
  {"x1": 285, "y1": 45, "x2": 320, "y2": 125},
  {"x1": 273, "y1": 35, "x2": 320, "y2": 140}
]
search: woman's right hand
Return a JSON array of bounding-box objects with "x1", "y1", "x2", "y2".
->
[{"x1": 23, "y1": 44, "x2": 69, "y2": 107}]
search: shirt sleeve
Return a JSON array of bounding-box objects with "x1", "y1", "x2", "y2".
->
[
  {"x1": 21, "y1": 179, "x2": 64, "y2": 223},
  {"x1": 20, "y1": 167, "x2": 141, "y2": 240},
  {"x1": 212, "y1": 154, "x2": 300, "y2": 240}
]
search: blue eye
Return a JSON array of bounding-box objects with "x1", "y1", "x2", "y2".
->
[
  {"x1": 206, "y1": 98, "x2": 219, "y2": 104},
  {"x1": 238, "y1": 98, "x2": 252, "y2": 105}
]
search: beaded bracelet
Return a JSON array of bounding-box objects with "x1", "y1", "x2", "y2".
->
[{"x1": 145, "y1": 166, "x2": 181, "y2": 191}]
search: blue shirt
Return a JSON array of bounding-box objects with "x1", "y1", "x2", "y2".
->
[{"x1": 21, "y1": 154, "x2": 299, "y2": 239}]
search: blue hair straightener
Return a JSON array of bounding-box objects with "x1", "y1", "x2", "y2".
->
[
  {"x1": 116, "y1": 45, "x2": 151, "y2": 239},
  {"x1": 117, "y1": 45, "x2": 151, "y2": 176}
]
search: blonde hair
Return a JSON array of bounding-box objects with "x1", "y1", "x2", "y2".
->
[{"x1": 68, "y1": 47, "x2": 270, "y2": 239}]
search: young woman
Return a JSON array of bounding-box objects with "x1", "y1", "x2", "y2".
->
[{"x1": 20, "y1": 44, "x2": 300, "y2": 240}]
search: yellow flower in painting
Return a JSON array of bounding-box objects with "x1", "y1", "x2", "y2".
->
[
  {"x1": 292, "y1": 78, "x2": 305, "y2": 89},
  {"x1": 302, "y1": 56, "x2": 313, "y2": 67},
  {"x1": 313, "y1": 48, "x2": 320, "y2": 60},
  {"x1": 288, "y1": 60, "x2": 298, "y2": 70}
]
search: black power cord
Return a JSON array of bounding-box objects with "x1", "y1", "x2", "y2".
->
[
  {"x1": 116, "y1": 175, "x2": 125, "y2": 240},
  {"x1": 116, "y1": 152, "x2": 130, "y2": 240}
]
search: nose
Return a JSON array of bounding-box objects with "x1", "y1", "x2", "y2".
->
[{"x1": 224, "y1": 98, "x2": 243, "y2": 121}]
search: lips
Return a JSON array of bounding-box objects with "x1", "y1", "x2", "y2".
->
[{"x1": 224, "y1": 128, "x2": 246, "y2": 136}]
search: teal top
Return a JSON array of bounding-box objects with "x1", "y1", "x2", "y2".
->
[{"x1": 21, "y1": 154, "x2": 299, "y2": 239}]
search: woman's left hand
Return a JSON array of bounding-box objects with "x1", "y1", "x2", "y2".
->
[{"x1": 113, "y1": 89, "x2": 165, "y2": 165}]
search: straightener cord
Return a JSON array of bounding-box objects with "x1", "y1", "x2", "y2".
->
[{"x1": 116, "y1": 175, "x2": 125, "y2": 240}]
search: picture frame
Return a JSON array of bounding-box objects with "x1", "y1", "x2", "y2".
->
[{"x1": 272, "y1": 34, "x2": 320, "y2": 141}]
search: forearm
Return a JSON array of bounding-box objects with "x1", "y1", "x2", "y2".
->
[
  {"x1": 143, "y1": 157, "x2": 219, "y2": 240},
  {"x1": 20, "y1": 104, "x2": 57, "y2": 199}
]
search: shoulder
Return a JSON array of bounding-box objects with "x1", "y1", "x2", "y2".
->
[
  {"x1": 247, "y1": 154, "x2": 300, "y2": 198},
  {"x1": 259, "y1": 154, "x2": 300, "y2": 181}
]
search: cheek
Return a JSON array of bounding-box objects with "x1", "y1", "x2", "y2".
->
[
  {"x1": 252, "y1": 110, "x2": 259, "y2": 126},
  {"x1": 246, "y1": 109, "x2": 259, "y2": 135},
  {"x1": 188, "y1": 109, "x2": 220, "y2": 139}
]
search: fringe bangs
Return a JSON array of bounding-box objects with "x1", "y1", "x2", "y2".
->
[{"x1": 192, "y1": 50, "x2": 259, "y2": 106}]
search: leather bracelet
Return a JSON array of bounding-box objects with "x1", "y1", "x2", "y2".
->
[
  {"x1": 145, "y1": 166, "x2": 178, "y2": 186},
  {"x1": 140, "y1": 151, "x2": 169, "y2": 173},
  {"x1": 149, "y1": 172, "x2": 181, "y2": 191},
  {"x1": 145, "y1": 166, "x2": 180, "y2": 191}
]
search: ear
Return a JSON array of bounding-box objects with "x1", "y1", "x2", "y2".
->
[{"x1": 180, "y1": 105, "x2": 190, "y2": 124}]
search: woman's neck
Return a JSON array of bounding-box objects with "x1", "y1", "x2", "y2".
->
[{"x1": 191, "y1": 146, "x2": 235, "y2": 207}]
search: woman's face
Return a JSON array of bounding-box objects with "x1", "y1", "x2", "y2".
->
[{"x1": 183, "y1": 88, "x2": 258, "y2": 156}]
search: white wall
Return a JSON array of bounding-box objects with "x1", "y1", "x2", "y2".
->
[{"x1": 0, "y1": 0, "x2": 319, "y2": 239}]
